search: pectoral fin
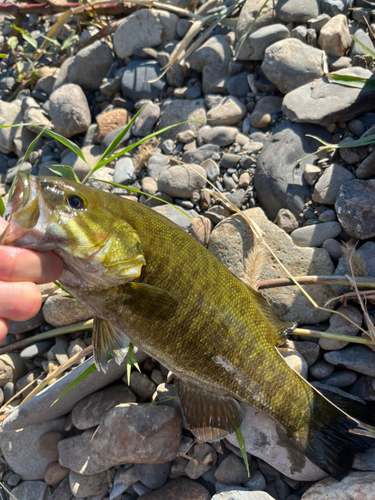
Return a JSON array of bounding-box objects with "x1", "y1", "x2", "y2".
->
[
  {"x1": 178, "y1": 379, "x2": 244, "y2": 442},
  {"x1": 92, "y1": 317, "x2": 130, "y2": 373},
  {"x1": 245, "y1": 285, "x2": 296, "y2": 344},
  {"x1": 121, "y1": 282, "x2": 178, "y2": 321}
]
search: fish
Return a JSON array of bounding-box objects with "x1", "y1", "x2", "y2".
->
[{"x1": 2, "y1": 172, "x2": 375, "y2": 480}]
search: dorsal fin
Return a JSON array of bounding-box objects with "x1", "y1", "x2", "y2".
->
[{"x1": 245, "y1": 284, "x2": 296, "y2": 344}]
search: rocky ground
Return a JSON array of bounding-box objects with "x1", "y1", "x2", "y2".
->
[{"x1": 1, "y1": 0, "x2": 375, "y2": 499}]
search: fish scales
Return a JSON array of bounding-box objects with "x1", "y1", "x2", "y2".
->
[{"x1": 2, "y1": 173, "x2": 375, "y2": 480}]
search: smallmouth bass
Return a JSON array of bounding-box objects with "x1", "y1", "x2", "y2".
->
[{"x1": 2, "y1": 172, "x2": 375, "y2": 479}]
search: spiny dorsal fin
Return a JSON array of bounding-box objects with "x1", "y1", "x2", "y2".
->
[
  {"x1": 93, "y1": 317, "x2": 130, "y2": 373},
  {"x1": 245, "y1": 284, "x2": 296, "y2": 344},
  {"x1": 178, "y1": 379, "x2": 244, "y2": 442},
  {"x1": 120, "y1": 282, "x2": 178, "y2": 321}
]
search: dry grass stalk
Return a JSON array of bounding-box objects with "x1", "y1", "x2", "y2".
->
[{"x1": 133, "y1": 137, "x2": 160, "y2": 173}]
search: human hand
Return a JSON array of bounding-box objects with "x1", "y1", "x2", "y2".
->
[{"x1": 0, "y1": 217, "x2": 63, "y2": 344}]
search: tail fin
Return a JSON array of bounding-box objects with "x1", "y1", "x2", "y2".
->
[{"x1": 299, "y1": 390, "x2": 375, "y2": 480}]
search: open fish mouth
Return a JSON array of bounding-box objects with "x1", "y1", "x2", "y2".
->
[{"x1": 0, "y1": 172, "x2": 52, "y2": 248}]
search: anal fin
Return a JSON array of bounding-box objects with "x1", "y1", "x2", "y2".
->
[
  {"x1": 178, "y1": 379, "x2": 244, "y2": 442},
  {"x1": 93, "y1": 317, "x2": 130, "y2": 373}
]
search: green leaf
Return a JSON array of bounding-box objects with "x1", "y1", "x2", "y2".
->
[
  {"x1": 352, "y1": 35, "x2": 375, "y2": 59},
  {"x1": 0, "y1": 196, "x2": 5, "y2": 217},
  {"x1": 94, "y1": 101, "x2": 150, "y2": 173},
  {"x1": 0, "y1": 54, "x2": 7, "y2": 59},
  {"x1": 40, "y1": 34, "x2": 61, "y2": 47},
  {"x1": 46, "y1": 164, "x2": 81, "y2": 183},
  {"x1": 0, "y1": 122, "x2": 34, "y2": 129},
  {"x1": 61, "y1": 30, "x2": 76, "y2": 51},
  {"x1": 235, "y1": 426, "x2": 250, "y2": 477},
  {"x1": 52, "y1": 361, "x2": 97, "y2": 406},
  {"x1": 16, "y1": 60, "x2": 24, "y2": 74},
  {"x1": 33, "y1": 127, "x2": 88, "y2": 164},
  {"x1": 92, "y1": 119, "x2": 207, "y2": 172},
  {"x1": 327, "y1": 73, "x2": 375, "y2": 90},
  {"x1": 7, "y1": 36, "x2": 18, "y2": 51},
  {"x1": 126, "y1": 343, "x2": 140, "y2": 385},
  {"x1": 234, "y1": 0, "x2": 269, "y2": 59},
  {"x1": 22, "y1": 32, "x2": 38, "y2": 50},
  {"x1": 94, "y1": 179, "x2": 192, "y2": 219}
]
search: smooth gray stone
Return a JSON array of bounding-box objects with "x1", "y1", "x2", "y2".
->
[
  {"x1": 321, "y1": 0, "x2": 353, "y2": 16},
  {"x1": 134, "y1": 462, "x2": 171, "y2": 489},
  {"x1": 152, "y1": 205, "x2": 198, "y2": 230},
  {"x1": 336, "y1": 179, "x2": 375, "y2": 240},
  {"x1": 2, "y1": 348, "x2": 148, "y2": 431},
  {"x1": 20, "y1": 340, "x2": 54, "y2": 359},
  {"x1": 283, "y1": 68, "x2": 375, "y2": 125},
  {"x1": 121, "y1": 60, "x2": 167, "y2": 101},
  {"x1": 319, "y1": 370, "x2": 357, "y2": 388},
  {"x1": 254, "y1": 120, "x2": 332, "y2": 220},
  {"x1": 10, "y1": 481, "x2": 49, "y2": 500},
  {"x1": 324, "y1": 346, "x2": 375, "y2": 377},
  {"x1": 237, "y1": 24, "x2": 289, "y2": 61},
  {"x1": 182, "y1": 144, "x2": 220, "y2": 164}
]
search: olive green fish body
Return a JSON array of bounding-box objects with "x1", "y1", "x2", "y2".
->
[{"x1": 2, "y1": 174, "x2": 375, "y2": 480}]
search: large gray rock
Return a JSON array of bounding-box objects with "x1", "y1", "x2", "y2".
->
[
  {"x1": 1, "y1": 349, "x2": 148, "y2": 431},
  {"x1": 208, "y1": 207, "x2": 335, "y2": 324},
  {"x1": 276, "y1": 0, "x2": 320, "y2": 22},
  {"x1": 335, "y1": 179, "x2": 375, "y2": 240},
  {"x1": 236, "y1": 0, "x2": 279, "y2": 42},
  {"x1": 58, "y1": 428, "x2": 109, "y2": 475},
  {"x1": 190, "y1": 35, "x2": 232, "y2": 94},
  {"x1": 254, "y1": 120, "x2": 332, "y2": 220},
  {"x1": 68, "y1": 41, "x2": 113, "y2": 91},
  {"x1": 324, "y1": 345, "x2": 375, "y2": 377},
  {"x1": 157, "y1": 164, "x2": 206, "y2": 198},
  {"x1": 0, "y1": 99, "x2": 23, "y2": 154},
  {"x1": 283, "y1": 68, "x2": 375, "y2": 125},
  {"x1": 136, "y1": 478, "x2": 210, "y2": 500},
  {"x1": 10, "y1": 481, "x2": 49, "y2": 500},
  {"x1": 71, "y1": 384, "x2": 136, "y2": 429},
  {"x1": 262, "y1": 38, "x2": 325, "y2": 94},
  {"x1": 207, "y1": 96, "x2": 247, "y2": 126},
  {"x1": 318, "y1": 14, "x2": 352, "y2": 57},
  {"x1": 227, "y1": 404, "x2": 327, "y2": 481},
  {"x1": 237, "y1": 24, "x2": 290, "y2": 61},
  {"x1": 113, "y1": 9, "x2": 163, "y2": 58},
  {"x1": 0, "y1": 417, "x2": 65, "y2": 480},
  {"x1": 49, "y1": 84, "x2": 91, "y2": 138},
  {"x1": 121, "y1": 60, "x2": 167, "y2": 101},
  {"x1": 70, "y1": 469, "x2": 109, "y2": 498},
  {"x1": 90, "y1": 404, "x2": 182, "y2": 466},
  {"x1": 312, "y1": 164, "x2": 354, "y2": 204},
  {"x1": 290, "y1": 221, "x2": 342, "y2": 247},
  {"x1": 301, "y1": 471, "x2": 375, "y2": 499},
  {"x1": 158, "y1": 99, "x2": 206, "y2": 140}
]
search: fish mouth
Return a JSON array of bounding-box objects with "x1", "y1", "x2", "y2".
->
[{"x1": 0, "y1": 172, "x2": 51, "y2": 248}]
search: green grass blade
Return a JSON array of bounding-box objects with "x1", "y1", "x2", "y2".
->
[
  {"x1": 235, "y1": 426, "x2": 250, "y2": 476},
  {"x1": 46, "y1": 164, "x2": 81, "y2": 183},
  {"x1": 52, "y1": 361, "x2": 97, "y2": 406},
  {"x1": 94, "y1": 179, "x2": 192, "y2": 219},
  {"x1": 33, "y1": 126, "x2": 88, "y2": 164},
  {"x1": 126, "y1": 343, "x2": 140, "y2": 385},
  {"x1": 352, "y1": 35, "x2": 375, "y2": 59},
  {"x1": 0, "y1": 54, "x2": 7, "y2": 59},
  {"x1": 22, "y1": 32, "x2": 38, "y2": 50},
  {"x1": 0, "y1": 196, "x2": 5, "y2": 216},
  {"x1": 234, "y1": 0, "x2": 269, "y2": 60},
  {"x1": 93, "y1": 119, "x2": 207, "y2": 171},
  {"x1": 40, "y1": 34, "x2": 61, "y2": 47},
  {"x1": 327, "y1": 73, "x2": 375, "y2": 90},
  {"x1": 0, "y1": 122, "x2": 34, "y2": 129},
  {"x1": 95, "y1": 101, "x2": 150, "y2": 168}
]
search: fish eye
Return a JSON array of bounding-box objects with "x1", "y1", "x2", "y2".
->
[{"x1": 67, "y1": 195, "x2": 85, "y2": 210}]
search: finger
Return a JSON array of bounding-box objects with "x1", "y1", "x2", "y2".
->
[
  {"x1": 0, "y1": 247, "x2": 63, "y2": 284},
  {"x1": 0, "y1": 318, "x2": 8, "y2": 345},
  {"x1": 0, "y1": 281, "x2": 42, "y2": 321},
  {"x1": 0, "y1": 218, "x2": 7, "y2": 230}
]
